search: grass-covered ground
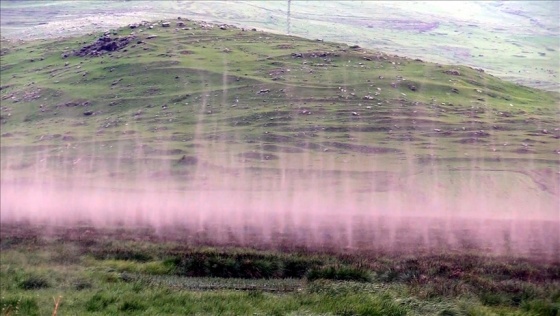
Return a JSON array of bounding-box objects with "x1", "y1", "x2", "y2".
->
[
  {"x1": 1, "y1": 18, "x2": 559, "y2": 315},
  {"x1": 1, "y1": 224, "x2": 559, "y2": 316}
]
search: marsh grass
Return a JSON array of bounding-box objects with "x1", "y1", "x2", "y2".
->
[
  {"x1": 307, "y1": 265, "x2": 372, "y2": 282},
  {"x1": 17, "y1": 276, "x2": 50, "y2": 290},
  {"x1": 1, "y1": 232, "x2": 558, "y2": 315}
]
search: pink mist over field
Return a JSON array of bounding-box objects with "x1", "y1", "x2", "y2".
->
[{"x1": 1, "y1": 147, "x2": 558, "y2": 260}]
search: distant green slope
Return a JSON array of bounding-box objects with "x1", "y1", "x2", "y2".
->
[
  {"x1": 1, "y1": 19, "x2": 558, "y2": 162},
  {"x1": 1, "y1": 1, "x2": 558, "y2": 91}
]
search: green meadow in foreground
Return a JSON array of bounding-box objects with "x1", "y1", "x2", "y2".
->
[{"x1": 1, "y1": 225, "x2": 559, "y2": 316}]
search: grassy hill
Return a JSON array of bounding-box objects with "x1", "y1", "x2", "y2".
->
[
  {"x1": 1, "y1": 18, "x2": 559, "y2": 187},
  {"x1": 2, "y1": 1, "x2": 559, "y2": 91}
]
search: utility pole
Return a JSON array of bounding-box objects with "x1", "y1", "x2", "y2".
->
[{"x1": 287, "y1": 0, "x2": 292, "y2": 35}]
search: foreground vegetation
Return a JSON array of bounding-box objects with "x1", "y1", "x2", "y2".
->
[{"x1": 1, "y1": 224, "x2": 559, "y2": 315}]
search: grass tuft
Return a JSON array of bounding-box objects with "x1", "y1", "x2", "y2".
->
[
  {"x1": 0, "y1": 297, "x2": 39, "y2": 316},
  {"x1": 18, "y1": 276, "x2": 50, "y2": 290},
  {"x1": 521, "y1": 299, "x2": 560, "y2": 316},
  {"x1": 307, "y1": 265, "x2": 372, "y2": 282},
  {"x1": 85, "y1": 293, "x2": 117, "y2": 312}
]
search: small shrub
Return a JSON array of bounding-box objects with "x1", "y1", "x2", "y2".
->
[
  {"x1": 378, "y1": 269, "x2": 401, "y2": 282},
  {"x1": 239, "y1": 258, "x2": 281, "y2": 278},
  {"x1": 85, "y1": 293, "x2": 116, "y2": 312},
  {"x1": 74, "y1": 279, "x2": 93, "y2": 290},
  {"x1": 18, "y1": 276, "x2": 50, "y2": 290},
  {"x1": 102, "y1": 272, "x2": 120, "y2": 283},
  {"x1": 438, "y1": 309, "x2": 459, "y2": 316},
  {"x1": 143, "y1": 261, "x2": 173, "y2": 275},
  {"x1": 119, "y1": 300, "x2": 146, "y2": 312},
  {"x1": 479, "y1": 291, "x2": 505, "y2": 306},
  {"x1": 283, "y1": 258, "x2": 318, "y2": 278},
  {"x1": 522, "y1": 299, "x2": 560, "y2": 316},
  {"x1": 92, "y1": 248, "x2": 152, "y2": 262},
  {"x1": 1, "y1": 297, "x2": 39, "y2": 316},
  {"x1": 172, "y1": 253, "x2": 286, "y2": 278}
]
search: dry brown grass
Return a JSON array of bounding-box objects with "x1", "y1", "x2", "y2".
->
[{"x1": 51, "y1": 296, "x2": 62, "y2": 316}]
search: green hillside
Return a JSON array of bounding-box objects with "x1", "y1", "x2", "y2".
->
[
  {"x1": 1, "y1": 20, "x2": 559, "y2": 153},
  {"x1": 1, "y1": 18, "x2": 559, "y2": 225}
]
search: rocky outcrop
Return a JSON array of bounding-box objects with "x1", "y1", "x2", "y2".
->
[{"x1": 73, "y1": 35, "x2": 135, "y2": 57}]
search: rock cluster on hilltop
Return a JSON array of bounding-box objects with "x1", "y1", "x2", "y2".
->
[{"x1": 71, "y1": 34, "x2": 136, "y2": 57}]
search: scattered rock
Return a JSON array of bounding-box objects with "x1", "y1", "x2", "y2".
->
[
  {"x1": 161, "y1": 22, "x2": 171, "y2": 27},
  {"x1": 83, "y1": 111, "x2": 94, "y2": 116},
  {"x1": 291, "y1": 51, "x2": 337, "y2": 59},
  {"x1": 178, "y1": 155, "x2": 198, "y2": 165},
  {"x1": 444, "y1": 69, "x2": 461, "y2": 76},
  {"x1": 407, "y1": 84, "x2": 417, "y2": 91},
  {"x1": 239, "y1": 152, "x2": 279, "y2": 161}
]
